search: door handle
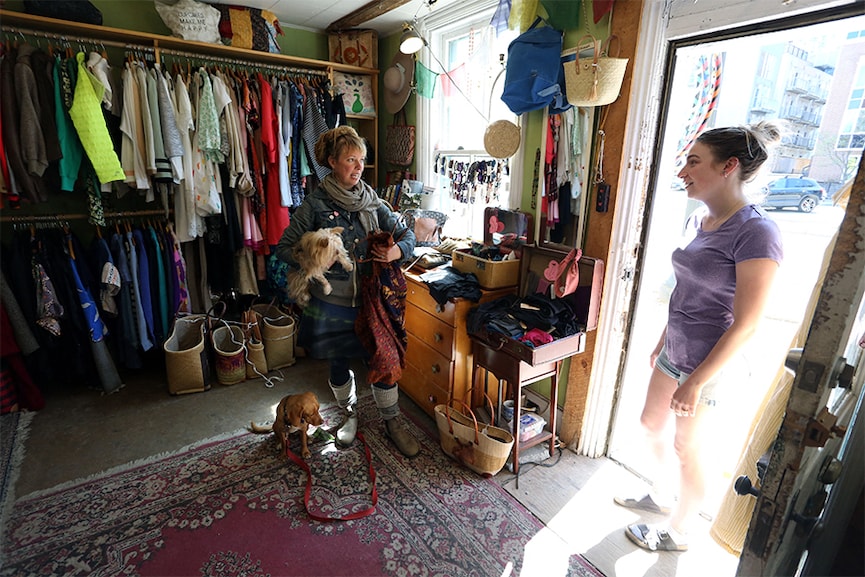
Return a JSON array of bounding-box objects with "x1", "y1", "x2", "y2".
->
[{"x1": 734, "y1": 475, "x2": 760, "y2": 498}]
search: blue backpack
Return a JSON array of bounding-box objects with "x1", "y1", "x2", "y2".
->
[{"x1": 501, "y1": 18, "x2": 566, "y2": 114}]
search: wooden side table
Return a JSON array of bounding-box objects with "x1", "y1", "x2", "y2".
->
[{"x1": 470, "y1": 338, "x2": 562, "y2": 480}]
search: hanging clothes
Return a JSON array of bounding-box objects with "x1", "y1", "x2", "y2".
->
[
  {"x1": 54, "y1": 55, "x2": 84, "y2": 192},
  {"x1": 259, "y1": 72, "x2": 289, "y2": 247},
  {"x1": 68, "y1": 52, "x2": 124, "y2": 185}
]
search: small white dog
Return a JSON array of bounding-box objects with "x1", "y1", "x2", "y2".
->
[{"x1": 287, "y1": 227, "x2": 354, "y2": 306}]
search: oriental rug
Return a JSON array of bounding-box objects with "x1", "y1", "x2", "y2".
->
[
  {"x1": 1, "y1": 397, "x2": 600, "y2": 577},
  {"x1": 0, "y1": 410, "x2": 33, "y2": 566}
]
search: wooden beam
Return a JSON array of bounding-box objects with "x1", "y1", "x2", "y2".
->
[{"x1": 326, "y1": 0, "x2": 413, "y2": 32}]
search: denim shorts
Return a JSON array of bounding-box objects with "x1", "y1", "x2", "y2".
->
[{"x1": 655, "y1": 346, "x2": 722, "y2": 407}]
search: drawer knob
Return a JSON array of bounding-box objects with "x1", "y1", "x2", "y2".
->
[
  {"x1": 431, "y1": 364, "x2": 441, "y2": 374},
  {"x1": 434, "y1": 332, "x2": 443, "y2": 343}
]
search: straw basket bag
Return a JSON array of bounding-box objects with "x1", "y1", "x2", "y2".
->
[
  {"x1": 241, "y1": 310, "x2": 268, "y2": 380},
  {"x1": 251, "y1": 303, "x2": 296, "y2": 370},
  {"x1": 211, "y1": 322, "x2": 247, "y2": 385},
  {"x1": 164, "y1": 315, "x2": 211, "y2": 394},
  {"x1": 434, "y1": 398, "x2": 514, "y2": 477},
  {"x1": 561, "y1": 35, "x2": 628, "y2": 107}
]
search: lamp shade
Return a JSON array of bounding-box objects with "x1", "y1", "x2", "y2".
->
[{"x1": 399, "y1": 25, "x2": 425, "y2": 54}]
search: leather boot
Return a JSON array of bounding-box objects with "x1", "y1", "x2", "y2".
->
[
  {"x1": 335, "y1": 405, "x2": 358, "y2": 447},
  {"x1": 385, "y1": 418, "x2": 420, "y2": 457}
]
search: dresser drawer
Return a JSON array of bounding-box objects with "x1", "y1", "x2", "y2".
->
[
  {"x1": 405, "y1": 303, "x2": 454, "y2": 359},
  {"x1": 399, "y1": 362, "x2": 451, "y2": 417},
  {"x1": 406, "y1": 276, "x2": 456, "y2": 325},
  {"x1": 405, "y1": 333, "x2": 452, "y2": 392}
]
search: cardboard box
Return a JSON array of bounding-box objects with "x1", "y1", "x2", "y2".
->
[
  {"x1": 471, "y1": 243, "x2": 605, "y2": 366},
  {"x1": 451, "y1": 208, "x2": 534, "y2": 289}
]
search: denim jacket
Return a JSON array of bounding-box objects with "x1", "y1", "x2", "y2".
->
[{"x1": 275, "y1": 186, "x2": 415, "y2": 307}]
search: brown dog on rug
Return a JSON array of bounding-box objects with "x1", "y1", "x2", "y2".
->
[{"x1": 250, "y1": 391, "x2": 324, "y2": 459}]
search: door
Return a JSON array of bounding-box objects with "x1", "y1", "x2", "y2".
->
[
  {"x1": 607, "y1": 10, "x2": 865, "y2": 519},
  {"x1": 737, "y1": 157, "x2": 865, "y2": 575}
]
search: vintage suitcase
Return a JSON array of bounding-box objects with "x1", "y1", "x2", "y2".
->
[
  {"x1": 471, "y1": 242, "x2": 605, "y2": 366},
  {"x1": 451, "y1": 207, "x2": 534, "y2": 289}
]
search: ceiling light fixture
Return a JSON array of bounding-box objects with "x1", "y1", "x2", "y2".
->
[{"x1": 399, "y1": 22, "x2": 426, "y2": 55}]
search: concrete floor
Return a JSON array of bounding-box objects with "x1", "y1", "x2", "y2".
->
[{"x1": 12, "y1": 353, "x2": 741, "y2": 577}]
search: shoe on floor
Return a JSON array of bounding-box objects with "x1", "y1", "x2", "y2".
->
[
  {"x1": 384, "y1": 418, "x2": 420, "y2": 458},
  {"x1": 625, "y1": 523, "x2": 688, "y2": 552},
  {"x1": 613, "y1": 493, "x2": 672, "y2": 515}
]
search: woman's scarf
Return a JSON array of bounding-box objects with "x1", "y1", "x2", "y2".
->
[{"x1": 320, "y1": 174, "x2": 380, "y2": 234}]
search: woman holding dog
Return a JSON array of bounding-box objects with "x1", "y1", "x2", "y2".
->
[
  {"x1": 275, "y1": 125, "x2": 419, "y2": 458},
  {"x1": 617, "y1": 122, "x2": 784, "y2": 552}
]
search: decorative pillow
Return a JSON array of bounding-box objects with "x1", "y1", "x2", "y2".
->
[
  {"x1": 333, "y1": 72, "x2": 376, "y2": 117},
  {"x1": 212, "y1": 4, "x2": 283, "y2": 53},
  {"x1": 154, "y1": 0, "x2": 221, "y2": 44}
]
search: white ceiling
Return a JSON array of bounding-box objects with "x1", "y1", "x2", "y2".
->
[{"x1": 201, "y1": 0, "x2": 441, "y2": 36}]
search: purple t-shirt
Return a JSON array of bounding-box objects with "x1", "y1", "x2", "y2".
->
[{"x1": 665, "y1": 204, "x2": 783, "y2": 374}]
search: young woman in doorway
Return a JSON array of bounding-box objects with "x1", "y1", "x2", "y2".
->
[{"x1": 617, "y1": 122, "x2": 784, "y2": 551}]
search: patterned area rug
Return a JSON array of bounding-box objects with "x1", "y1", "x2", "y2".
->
[
  {"x1": 0, "y1": 410, "x2": 34, "y2": 567},
  {"x1": 1, "y1": 398, "x2": 600, "y2": 577}
]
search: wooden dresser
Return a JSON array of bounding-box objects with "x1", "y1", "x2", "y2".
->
[{"x1": 401, "y1": 270, "x2": 515, "y2": 417}]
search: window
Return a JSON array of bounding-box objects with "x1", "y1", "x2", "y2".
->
[
  {"x1": 836, "y1": 56, "x2": 865, "y2": 152},
  {"x1": 417, "y1": 0, "x2": 520, "y2": 240}
]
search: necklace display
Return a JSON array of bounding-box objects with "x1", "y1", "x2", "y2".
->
[{"x1": 433, "y1": 154, "x2": 509, "y2": 205}]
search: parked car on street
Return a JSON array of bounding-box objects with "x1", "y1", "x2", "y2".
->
[{"x1": 760, "y1": 177, "x2": 826, "y2": 213}]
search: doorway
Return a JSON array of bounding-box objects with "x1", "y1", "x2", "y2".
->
[{"x1": 607, "y1": 11, "x2": 865, "y2": 519}]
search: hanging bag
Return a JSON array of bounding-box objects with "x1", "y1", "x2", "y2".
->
[
  {"x1": 501, "y1": 17, "x2": 566, "y2": 115},
  {"x1": 384, "y1": 108, "x2": 416, "y2": 166},
  {"x1": 561, "y1": 35, "x2": 628, "y2": 107}
]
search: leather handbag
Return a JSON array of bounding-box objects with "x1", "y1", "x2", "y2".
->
[
  {"x1": 538, "y1": 247, "x2": 583, "y2": 298},
  {"x1": 384, "y1": 109, "x2": 416, "y2": 167}
]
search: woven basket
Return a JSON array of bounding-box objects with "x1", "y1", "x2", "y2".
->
[
  {"x1": 484, "y1": 119, "x2": 521, "y2": 159},
  {"x1": 164, "y1": 315, "x2": 210, "y2": 395},
  {"x1": 245, "y1": 339, "x2": 267, "y2": 380},
  {"x1": 434, "y1": 401, "x2": 514, "y2": 477},
  {"x1": 561, "y1": 35, "x2": 628, "y2": 107},
  {"x1": 211, "y1": 324, "x2": 246, "y2": 385},
  {"x1": 252, "y1": 303, "x2": 296, "y2": 370}
]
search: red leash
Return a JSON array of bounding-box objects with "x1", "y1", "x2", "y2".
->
[{"x1": 284, "y1": 431, "x2": 378, "y2": 522}]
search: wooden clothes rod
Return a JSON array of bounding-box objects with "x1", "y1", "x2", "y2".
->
[
  {"x1": 0, "y1": 24, "x2": 151, "y2": 52},
  {"x1": 1, "y1": 210, "x2": 169, "y2": 224},
  {"x1": 1, "y1": 24, "x2": 328, "y2": 76},
  {"x1": 158, "y1": 47, "x2": 328, "y2": 76}
]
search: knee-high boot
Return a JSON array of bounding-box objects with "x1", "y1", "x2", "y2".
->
[{"x1": 329, "y1": 370, "x2": 358, "y2": 447}]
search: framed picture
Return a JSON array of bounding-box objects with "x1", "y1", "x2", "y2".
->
[{"x1": 333, "y1": 72, "x2": 376, "y2": 116}]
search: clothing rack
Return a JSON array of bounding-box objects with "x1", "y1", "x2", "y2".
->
[
  {"x1": 0, "y1": 24, "x2": 152, "y2": 54},
  {"x1": 159, "y1": 47, "x2": 328, "y2": 77},
  {"x1": 1, "y1": 22, "x2": 330, "y2": 78},
  {"x1": 1, "y1": 210, "x2": 169, "y2": 224}
]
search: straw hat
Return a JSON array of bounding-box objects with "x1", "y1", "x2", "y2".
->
[
  {"x1": 484, "y1": 119, "x2": 521, "y2": 159},
  {"x1": 383, "y1": 51, "x2": 415, "y2": 114}
]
